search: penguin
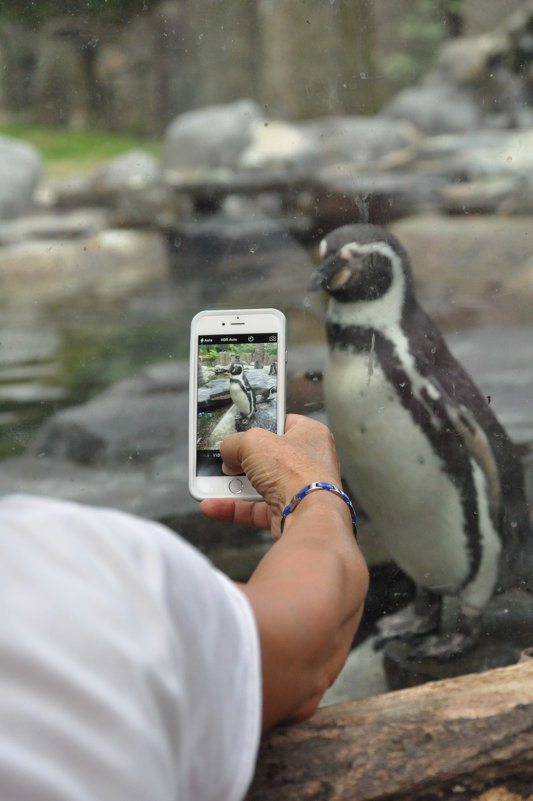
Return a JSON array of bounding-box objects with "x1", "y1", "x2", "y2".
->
[
  {"x1": 229, "y1": 360, "x2": 256, "y2": 422},
  {"x1": 264, "y1": 385, "x2": 277, "y2": 402},
  {"x1": 256, "y1": 385, "x2": 277, "y2": 404},
  {"x1": 308, "y1": 223, "x2": 533, "y2": 659}
]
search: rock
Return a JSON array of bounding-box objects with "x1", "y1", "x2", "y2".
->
[
  {"x1": 161, "y1": 99, "x2": 263, "y2": 175},
  {"x1": 89, "y1": 150, "x2": 173, "y2": 228},
  {"x1": 36, "y1": 173, "x2": 107, "y2": 211},
  {"x1": 321, "y1": 635, "x2": 388, "y2": 705},
  {"x1": 440, "y1": 176, "x2": 521, "y2": 215},
  {"x1": 0, "y1": 326, "x2": 61, "y2": 366},
  {"x1": 390, "y1": 214, "x2": 533, "y2": 330},
  {"x1": 0, "y1": 229, "x2": 170, "y2": 309},
  {"x1": 0, "y1": 382, "x2": 64, "y2": 404},
  {"x1": 239, "y1": 120, "x2": 315, "y2": 172},
  {"x1": 0, "y1": 135, "x2": 43, "y2": 220},
  {"x1": 382, "y1": 8, "x2": 533, "y2": 135},
  {"x1": 239, "y1": 116, "x2": 419, "y2": 174},
  {"x1": 30, "y1": 361, "x2": 190, "y2": 466},
  {"x1": 432, "y1": 31, "x2": 510, "y2": 85},
  {"x1": 383, "y1": 589, "x2": 533, "y2": 691},
  {"x1": 168, "y1": 213, "x2": 314, "y2": 311},
  {"x1": 383, "y1": 82, "x2": 482, "y2": 135},
  {"x1": 0, "y1": 208, "x2": 108, "y2": 246},
  {"x1": 198, "y1": 377, "x2": 232, "y2": 409},
  {"x1": 91, "y1": 149, "x2": 160, "y2": 194},
  {"x1": 301, "y1": 169, "x2": 447, "y2": 230},
  {"x1": 394, "y1": 129, "x2": 533, "y2": 181},
  {"x1": 299, "y1": 116, "x2": 420, "y2": 168}
]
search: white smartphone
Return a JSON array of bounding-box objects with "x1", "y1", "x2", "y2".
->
[{"x1": 189, "y1": 308, "x2": 286, "y2": 500}]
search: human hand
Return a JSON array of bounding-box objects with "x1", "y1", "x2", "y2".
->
[{"x1": 200, "y1": 414, "x2": 343, "y2": 539}]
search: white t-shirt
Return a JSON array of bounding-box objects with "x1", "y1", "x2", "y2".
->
[{"x1": 0, "y1": 494, "x2": 262, "y2": 801}]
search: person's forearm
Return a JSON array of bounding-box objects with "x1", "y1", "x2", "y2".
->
[{"x1": 240, "y1": 491, "x2": 368, "y2": 730}]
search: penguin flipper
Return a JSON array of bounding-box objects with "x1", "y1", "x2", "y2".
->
[{"x1": 442, "y1": 398, "x2": 502, "y2": 528}]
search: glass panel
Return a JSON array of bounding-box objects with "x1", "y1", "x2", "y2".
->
[{"x1": 0, "y1": 0, "x2": 531, "y2": 701}]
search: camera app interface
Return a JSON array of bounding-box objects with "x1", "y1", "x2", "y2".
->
[{"x1": 196, "y1": 332, "x2": 279, "y2": 476}]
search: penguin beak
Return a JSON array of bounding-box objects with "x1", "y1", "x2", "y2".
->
[{"x1": 307, "y1": 253, "x2": 352, "y2": 293}]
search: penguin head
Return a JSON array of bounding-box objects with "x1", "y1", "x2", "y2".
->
[
  {"x1": 229, "y1": 361, "x2": 244, "y2": 377},
  {"x1": 308, "y1": 224, "x2": 415, "y2": 309}
]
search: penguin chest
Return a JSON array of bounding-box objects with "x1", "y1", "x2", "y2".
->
[
  {"x1": 230, "y1": 380, "x2": 252, "y2": 414},
  {"x1": 324, "y1": 348, "x2": 472, "y2": 593}
]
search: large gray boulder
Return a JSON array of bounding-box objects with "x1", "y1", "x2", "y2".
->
[
  {"x1": 161, "y1": 98, "x2": 263, "y2": 174},
  {"x1": 383, "y1": 82, "x2": 482, "y2": 136},
  {"x1": 0, "y1": 228, "x2": 169, "y2": 310},
  {"x1": 238, "y1": 115, "x2": 419, "y2": 174},
  {"x1": 91, "y1": 149, "x2": 160, "y2": 193},
  {"x1": 299, "y1": 116, "x2": 419, "y2": 167},
  {"x1": 0, "y1": 135, "x2": 42, "y2": 220},
  {"x1": 30, "y1": 361, "x2": 190, "y2": 466}
]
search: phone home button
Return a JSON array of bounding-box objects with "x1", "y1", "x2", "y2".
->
[{"x1": 229, "y1": 478, "x2": 244, "y2": 495}]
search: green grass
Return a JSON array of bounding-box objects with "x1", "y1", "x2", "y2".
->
[{"x1": 0, "y1": 123, "x2": 160, "y2": 178}]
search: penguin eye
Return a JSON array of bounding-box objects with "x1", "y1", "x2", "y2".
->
[{"x1": 319, "y1": 239, "x2": 328, "y2": 259}]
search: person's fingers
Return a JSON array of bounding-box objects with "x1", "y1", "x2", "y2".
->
[
  {"x1": 220, "y1": 428, "x2": 279, "y2": 485},
  {"x1": 221, "y1": 461, "x2": 244, "y2": 476},
  {"x1": 220, "y1": 415, "x2": 323, "y2": 475},
  {"x1": 200, "y1": 497, "x2": 272, "y2": 530},
  {"x1": 199, "y1": 498, "x2": 237, "y2": 522},
  {"x1": 219, "y1": 431, "x2": 248, "y2": 472}
]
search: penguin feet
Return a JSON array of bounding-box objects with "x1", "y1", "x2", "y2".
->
[
  {"x1": 374, "y1": 589, "x2": 441, "y2": 650},
  {"x1": 234, "y1": 414, "x2": 253, "y2": 432},
  {"x1": 406, "y1": 632, "x2": 475, "y2": 661},
  {"x1": 406, "y1": 605, "x2": 483, "y2": 661}
]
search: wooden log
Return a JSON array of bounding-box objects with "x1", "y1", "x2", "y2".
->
[{"x1": 247, "y1": 660, "x2": 533, "y2": 800}]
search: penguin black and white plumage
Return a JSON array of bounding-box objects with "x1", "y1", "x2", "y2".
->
[
  {"x1": 229, "y1": 360, "x2": 256, "y2": 422},
  {"x1": 308, "y1": 223, "x2": 533, "y2": 659}
]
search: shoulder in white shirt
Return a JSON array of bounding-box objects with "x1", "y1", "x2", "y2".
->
[{"x1": 0, "y1": 494, "x2": 262, "y2": 801}]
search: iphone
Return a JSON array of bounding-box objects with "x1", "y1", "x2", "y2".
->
[{"x1": 189, "y1": 308, "x2": 286, "y2": 500}]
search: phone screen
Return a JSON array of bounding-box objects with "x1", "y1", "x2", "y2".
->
[{"x1": 196, "y1": 331, "x2": 279, "y2": 476}]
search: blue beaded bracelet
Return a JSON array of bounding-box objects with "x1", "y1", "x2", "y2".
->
[{"x1": 280, "y1": 482, "x2": 357, "y2": 538}]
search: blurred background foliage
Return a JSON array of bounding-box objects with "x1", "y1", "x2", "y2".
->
[
  {"x1": 0, "y1": 0, "x2": 474, "y2": 133},
  {"x1": 381, "y1": 0, "x2": 463, "y2": 88},
  {"x1": 0, "y1": 0, "x2": 151, "y2": 25}
]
